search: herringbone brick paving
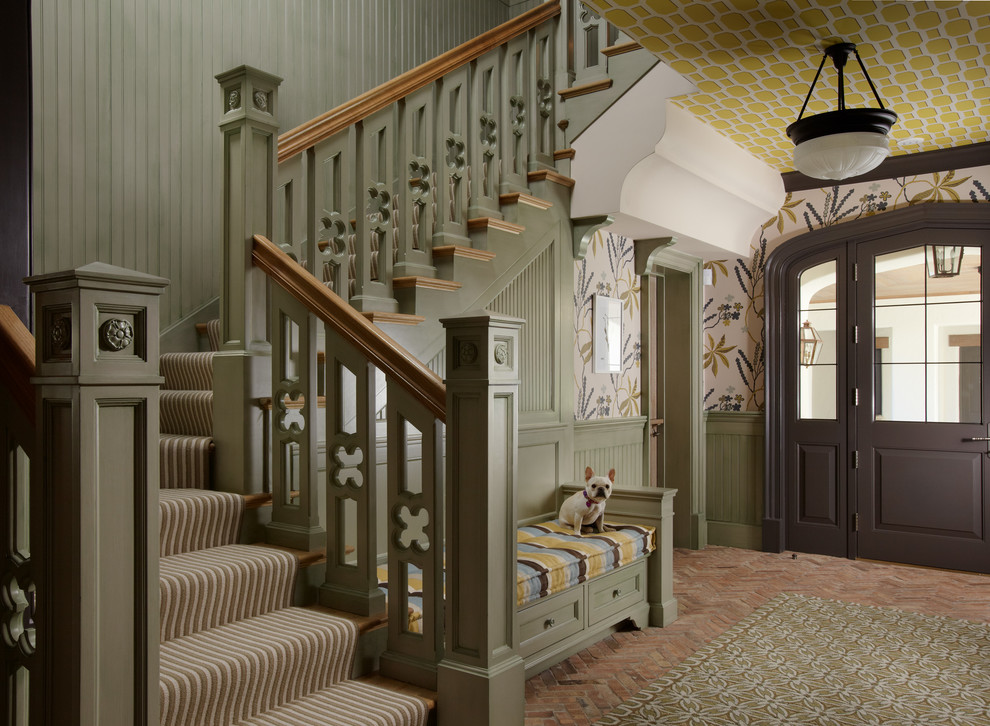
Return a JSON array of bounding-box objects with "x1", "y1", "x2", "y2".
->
[{"x1": 524, "y1": 545, "x2": 990, "y2": 725}]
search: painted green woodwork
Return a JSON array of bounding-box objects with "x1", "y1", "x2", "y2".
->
[
  {"x1": 29, "y1": 0, "x2": 521, "y2": 332},
  {"x1": 705, "y1": 411, "x2": 764, "y2": 550},
  {"x1": 27, "y1": 262, "x2": 167, "y2": 726}
]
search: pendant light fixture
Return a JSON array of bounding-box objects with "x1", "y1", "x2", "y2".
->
[
  {"x1": 787, "y1": 42, "x2": 897, "y2": 181},
  {"x1": 926, "y1": 245, "x2": 965, "y2": 278},
  {"x1": 799, "y1": 320, "x2": 823, "y2": 367}
]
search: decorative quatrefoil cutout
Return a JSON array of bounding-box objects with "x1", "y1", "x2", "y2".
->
[
  {"x1": 366, "y1": 183, "x2": 392, "y2": 233},
  {"x1": 1, "y1": 574, "x2": 35, "y2": 657},
  {"x1": 479, "y1": 114, "x2": 498, "y2": 151},
  {"x1": 409, "y1": 157, "x2": 432, "y2": 204},
  {"x1": 332, "y1": 444, "x2": 364, "y2": 489},
  {"x1": 445, "y1": 137, "x2": 466, "y2": 172},
  {"x1": 510, "y1": 96, "x2": 526, "y2": 134},
  {"x1": 394, "y1": 505, "x2": 430, "y2": 552},
  {"x1": 275, "y1": 388, "x2": 306, "y2": 433},
  {"x1": 319, "y1": 213, "x2": 349, "y2": 257}
]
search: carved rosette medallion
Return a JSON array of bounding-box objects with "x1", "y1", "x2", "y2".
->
[
  {"x1": 50, "y1": 316, "x2": 71, "y2": 353},
  {"x1": 227, "y1": 89, "x2": 241, "y2": 112},
  {"x1": 459, "y1": 342, "x2": 478, "y2": 365},
  {"x1": 99, "y1": 319, "x2": 135, "y2": 351},
  {"x1": 253, "y1": 90, "x2": 269, "y2": 112},
  {"x1": 494, "y1": 342, "x2": 509, "y2": 366}
]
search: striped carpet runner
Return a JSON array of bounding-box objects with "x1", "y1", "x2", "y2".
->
[{"x1": 158, "y1": 320, "x2": 429, "y2": 726}]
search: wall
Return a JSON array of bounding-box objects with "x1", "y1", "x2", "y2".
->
[
  {"x1": 572, "y1": 229, "x2": 647, "y2": 488},
  {"x1": 704, "y1": 164, "x2": 990, "y2": 412},
  {"x1": 30, "y1": 0, "x2": 518, "y2": 331}
]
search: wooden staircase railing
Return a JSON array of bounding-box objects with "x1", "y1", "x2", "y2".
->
[{"x1": 261, "y1": 1, "x2": 564, "y2": 314}]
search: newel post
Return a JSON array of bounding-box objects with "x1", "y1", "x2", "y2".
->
[
  {"x1": 214, "y1": 65, "x2": 283, "y2": 495},
  {"x1": 27, "y1": 263, "x2": 167, "y2": 725},
  {"x1": 437, "y1": 310, "x2": 525, "y2": 726}
]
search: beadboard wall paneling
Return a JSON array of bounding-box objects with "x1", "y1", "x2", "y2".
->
[
  {"x1": 31, "y1": 0, "x2": 516, "y2": 330},
  {"x1": 705, "y1": 411, "x2": 764, "y2": 550},
  {"x1": 489, "y1": 241, "x2": 556, "y2": 416},
  {"x1": 573, "y1": 417, "x2": 646, "y2": 488}
]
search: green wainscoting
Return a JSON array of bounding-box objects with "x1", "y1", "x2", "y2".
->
[
  {"x1": 705, "y1": 412, "x2": 764, "y2": 550},
  {"x1": 574, "y1": 417, "x2": 647, "y2": 489}
]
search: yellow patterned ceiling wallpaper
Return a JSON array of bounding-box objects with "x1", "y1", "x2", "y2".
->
[{"x1": 582, "y1": 0, "x2": 990, "y2": 172}]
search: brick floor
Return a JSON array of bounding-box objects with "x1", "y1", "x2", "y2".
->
[{"x1": 524, "y1": 545, "x2": 990, "y2": 726}]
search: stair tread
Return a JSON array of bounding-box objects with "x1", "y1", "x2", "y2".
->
[
  {"x1": 233, "y1": 677, "x2": 430, "y2": 726},
  {"x1": 558, "y1": 77, "x2": 613, "y2": 100},
  {"x1": 160, "y1": 351, "x2": 215, "y2": 390},
  {"x1": 160, "y1": 488, "x2": 244, "y2": 557},
  {"x1": 392, "y1": 276, "x2": 462, "y2": 291},
  {"x1": 160, "y1": 544, "x2": 296, "y2": 642},
  {"x1": 527, "y1": 169, "x2": 576, "y2": 188},
  {"x1": 431, "y1": 245, "x2": 496, "y2": 262},
  {"x1": 467, "y1": 216, "x2": 525, "y2": 234},
  {"x1": 361, "y1": 311, "x2": 425, "y2": 326},
  {"x1": 499, "y1": 192, "x2": 554, "y2": 210},
  {"x1": 160, "y1": 607, "x2": 359, "y2": 726}
]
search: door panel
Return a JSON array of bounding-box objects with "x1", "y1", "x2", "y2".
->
[
  {"x1": 784, "y1": 248, "x2": 849, "y2": 558},
  {"x1": 856, "y1": 234, "x2": 990, "y2": 572}
]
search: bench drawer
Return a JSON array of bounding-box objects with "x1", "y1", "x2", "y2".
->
[
  {"x1": 518, "y1": 587, "x2": 584, "y2": 658},
  {"x1": 587, "y1": 560, "x2": 647, "y2": 626}
]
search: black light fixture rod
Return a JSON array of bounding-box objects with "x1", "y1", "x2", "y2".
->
[
  {"x1": 795, "y1": 52, "x2": 829, "y2": 122},
  {"x1": 853, "y1": 48, "x2": 888, "y2": 109}
]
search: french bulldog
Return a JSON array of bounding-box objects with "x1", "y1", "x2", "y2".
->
[{"x1": 559, "y1": 467, "x2": 616, "y2": 535}]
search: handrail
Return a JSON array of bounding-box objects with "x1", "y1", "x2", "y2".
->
[
  {"x1": 251, "y1": 234, "x2": 446, "y2": 422},
  {"x1": 0, "y1": 305, "x2": 36, "y2": 425},
  {"x1": 277, "y1": 0, "x2": 561, "y2": 163}
]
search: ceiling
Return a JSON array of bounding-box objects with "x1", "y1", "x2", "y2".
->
[{"x1": 581, "y1": 0, "x2": 990, "y2": 173}]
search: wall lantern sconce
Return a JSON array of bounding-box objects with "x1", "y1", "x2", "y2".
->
[
  {"x1": 786, "y1": 42, "x2": 897, "y2": 181},
  {"x1": 926, "y1": 245, "x2": 964, "y2": 278},
  {"x1": 800, "y1": 320, "x2": 823, "y2": 367}
]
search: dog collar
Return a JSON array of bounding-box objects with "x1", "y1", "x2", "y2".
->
[{"x1": 583, "y1": 490, "x2": 595, "y2": 508}]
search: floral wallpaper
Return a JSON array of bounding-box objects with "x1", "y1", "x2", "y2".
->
[
  {"x1": 574, "y1": 231, "x2": 642, "y2": 420},
  {"x1": 704, "y1": 164, "x2": 990, "y2": 412}
]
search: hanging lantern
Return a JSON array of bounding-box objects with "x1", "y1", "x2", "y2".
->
[
  {"x1": 800, "y1": 320, "x2": 823, "y2": 367},
  {"x1": 926, "y1": 245, "x2": 964, "y2": 278}
]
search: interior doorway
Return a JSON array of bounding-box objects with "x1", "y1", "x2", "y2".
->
[{"x1": 765, "y1": 204, "x2": 990, "y2": 574}]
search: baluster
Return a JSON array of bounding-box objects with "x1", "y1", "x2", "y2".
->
[
  {"x1": 500, "y1": 36, "x2": 531, "y2": 195},
  {"x1": 395, "y1": 87, "x2": 438, "y2": 278},
  {"x1": 267, "y1": 286, "x2": 324, "y2": 551},
  {"x1": 320, "y1": 328, "x2": 384, "y2": 616},
  {"x1": 379, "y1": 383, "x2": 444, "y2": 689},
  {"x1": 274, "y1": 151, "x2": 309, "y2": 269},
  {"x1": 468, "y1": 50, "x2": 503, "y2": 219},
  {"x1": 351, "y1": 108, "x2": 399, "y2": 313},
  {"x1": 530, "y1": 24, "x2": 557, "y2": 173},
  {"x1": 574, "y1": 3, "x2": 607, "y2": 85},
  {"x1": 433, "y1": 70, "x2": 471, "y2": 248},
  {"x1": 313, "y1": 134, "x2": 354, "y2": 301}
]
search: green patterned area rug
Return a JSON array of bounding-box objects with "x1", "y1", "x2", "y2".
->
[{"x1": 597, "y1": 593, "x2": 990, "y2": 725}]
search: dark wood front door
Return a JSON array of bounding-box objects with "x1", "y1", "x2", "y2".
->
[
  {"x1": 855, "y1": 232, "x2": 990, "y2": 572},
  {"x1": 767, "y1": 204, "x2": 990, "y2": 574}
]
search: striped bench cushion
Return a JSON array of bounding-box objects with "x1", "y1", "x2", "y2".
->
[
  {"x1": 516, "y1": 520, "x2": 655, "y2": 607},
  {"x1": 377, "y1": 520, "x2": 657, "y2": 630}
]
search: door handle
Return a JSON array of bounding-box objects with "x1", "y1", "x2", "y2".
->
[{"x1": 963, "y1": 436, "x2": 990, "y2": 441}]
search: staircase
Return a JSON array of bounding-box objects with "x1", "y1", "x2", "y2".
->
[
  {"x1": 156, "y1": 328, "x2": 432, "y2": 725},
  {"x1": 0, "y1": 3, "x2": 664, "y2": 724}
]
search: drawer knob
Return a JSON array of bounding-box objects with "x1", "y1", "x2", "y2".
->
[
  {"x1": 544, "y1": 617, "x2": 556, "y2": 629},
  {"x1": 612, "y1": 588, "x2": 622, "y2": 598}
]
